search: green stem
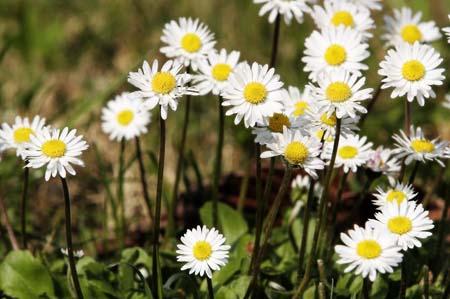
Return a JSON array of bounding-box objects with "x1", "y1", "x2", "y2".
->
[
  {"x1": 135, "y1": 137, "x2": 154, "y2": 222},
  {"x1": 407, "y1": 161, "x2": 419, "y2": 185},
  {"x1": 249, "y1": 143, "x2": 263, "y2": 274},
  {"x1": 399, "y1": 256, "x2": 406, "y2": 299},
  {"x1": 60, "y1": 177, "x2": 84, "y2": 299},
  {"x1": 212, "y1": 96, "x2": 224, "y2": 228},
  {"x1": 423, "y1": 265, "x2": 429, "y2": 299},
  {"x1": 118, "y1": 139, "x2": 126, "y2": 248},
  {"x1": 21, "y1": 163, "x2": 29, "y2": 249},
  {"x1": 207, "y1": 277, "x2": 215, "y2": 299},
  {"x1": 363, "y1": 277, "x2": 371, "y2": 299}
]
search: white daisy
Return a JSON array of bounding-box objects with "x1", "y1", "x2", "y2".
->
[
  {"x1": 261, "y1": 127, "x2": 324, "y2": 179},
  {"x1": 378, "y1": 42, "x2": 445, "y2": 106},
  {"x1": 195, "y1": 49, "x2": 241, "y2": 96},
  {"x1": 252, "y1": 113, "x2": 302, "y2": 145},
  {"x1": 309, "y1": 69, "x2": 373, "y2": 119},
  {"x1": 311, "y1": 1, "x2": 374, "y2": 40},
  {"x1": 335, "y1": 224, "x2": 403, "y2": 282},
  {"x1": 392, "y1": 125, "x2": 449, "y2": 167},
  {"x1": 23, "y1": 127, "x2": 89, "y2": 181},
  {"x1": 372, "y1": 182, "x2": 417, "y2": 209},
  {"x1": 324, "y1": 134, "x2": 373, "y2": 173},
  {"x1": 368, "y1": 201, "x2": 434, "y2": 251},
  {"x1": 222, "y1": 62, "x2": 284, "y2": 128},
  {"x1": 253, "y1": 0, "x2": 315, "y2": 25},
  {"x1": 382, "y1": 7, "x2": 441, "y2": 47},
  {"x1": 101, "y1": 92, "x2": 150, "y2": 141},
  {"x1": 302, "y1": 26, "x2": 369, "y2": 81},
  {"x1": 443, "y1": 15, "x2": 450, "y2": 43},
  {"x1": 160, "y1": 17, "x2": 215, "y2": 71},
  {"x1": 176, "y1": 225, "x2": 230, "y2": 278},
  {"x1": 347, "y1": 0, "x2": 382, "y2": 11},
  {"x1": 443, "y1": 94, "x2": 450, "y2": 109},
  {"x1": 283, "y1": 86, "x2": 315, "y2": 119},
  {"x1": 366, "y1": 146, "x2": 401, "y2": 184},
  {"x1": 0, "y1": 115, "x2": 46, "y2": 159},
  {"x1": 127, "y1": 59, "x2": 198, "y2": 120},
  {"x1": 291, "y1": 174, "x2": 323, "y2": 197}
]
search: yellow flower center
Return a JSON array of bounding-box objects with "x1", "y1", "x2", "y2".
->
[
  {"x1": 192, "y1": 241, "x2": 212, "y2": 261},
  {"x1": 320, "y1": 113, "x2": 337, "y2": 127},
  {"x1": 117, "y1": 110, "x2": 134, "y2": 126},
  {"x1": 331, "y1": 11, "x2": 354, "y2": 27},
  {"x1": 243, "y1": 82, "x2": 267, "y2": 104},
  {"x1": 356, "y1": 240, "x2": 382, "y2": 259},
  {"x1": 411, "y1": 139, "x2": 435, "y2": 153},
  {"x1": 338, "y1": 146, "x2": 358, "y2": 159},
  {"x1": 315, "y1": 129, "x2": 333, "y2": 142},
  {"x1": 211, "y1": 63, "x2": 232, "y2": 81},
  {"x1": 268, "y1": 113, "x2": 291, "y2": 133},
  {"x1": 324, "y1": 44, "x2": 347, "y2": 66},
  {"x1": 284, "y1": 141, "x2": 309, "y2": 165},
  {"x1": 402, "y1": 60, "x2": 425, "y2": 81},
  {"x1": 326, "y1": 82, "x2": 352, "y2": 102},
  {"x1": 401, "y1": 24, "x2": 422, "y2": 44},
  {"x1": 387, "y1": 216, "x2": 412, "y2": 235},
  {"x1": 13, "y1": 127, "x2": 34, "y2": 143},
  {"x1": 181, "y1": 33, "x2": 202, "y2": 53},
  {"x1": 386, "y1": 190, "x2": 407, "y2": 204},
  {"x1": 152, "y1": 72, "x2": 176, "y2": 94},
  {"x1": 42, "y1": 140, "x2": 66, "y2": 158},
  {"x1": 294, "y1": 101, "x2": 309, "y2": 116}
]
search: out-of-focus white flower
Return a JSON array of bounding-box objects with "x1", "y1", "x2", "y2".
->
[
  {"x1": 61, "y1": 248, "x2": 84, "y2": 258},
  {"x1": 253, "y1": 0, "x2": 316, "y2": 25},
  {"x1": 366, "y1": 146, "x2": 401, "y2": 184}
]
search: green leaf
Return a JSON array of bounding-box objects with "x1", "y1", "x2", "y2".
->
[
  {"x1": 349, "y1": 276, "x2": 363, "y2": 295},
  {"x1": 76, "y1": 257, "x2": 118, "y2": 298},
  {"x1": 0, "y1": 250, "x2": 55, "y2": 298},
  {"x1": 199, "y1": 201, "x2": 248, "y2": 244},
  {"x1": 212, "y1": 256, "x2": 242, "y2": 286},
  {"x1": 370, "y1": 276, "x2": 388, "y2": 299}
]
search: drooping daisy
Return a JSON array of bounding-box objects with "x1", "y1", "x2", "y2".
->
[
  {"x1": 302, "y1": 26, "x2": 369, "y2": 81},
  {"x1": 443, "y1": 15, "x2": 450, "y2": 43},
  {"x1": 252, "y1": 113, "x2": 302, "y2": 145},
  {"x1": 392, "y1": 126, "x2": 449, "y2": 167},
  {"x1": 0, "y1": 115, "x2": 46, "y2": 159},
  {"x1": 309, "y1": 69, "x2": 373, "y2": 119},
  {"x1": 335, "y1": 224, "x2": 403, "y2": 282},
  {"x1": 366, "y1": 146, "x2": 401, "y2": 184},
  {"x1": 222, "y1": 62, "x2": 284, "y2": 128},
  {"x1": 348, "y1": 0, "x2": 382, "y2": 11},
  {"x1": 261, "y1": 127, "x2": 324, "y2": 179},
  {"x1": 253, "y1": 0, "x2": 315, "y2": 25},
  {"x1": 372, "y1": 182, "x2": 417, "y2": 209},
  {"x1": 128, "y1": 59, "x2": 198, "y2": 120},
  {"x1": 101, "y1": 92, "x2": 150, "y2": 141},
  {"x1": 368, "y1": 201, "x2": 434, "y2": 250},
  {"x1": 378, "y1": 42, "x2": 445, "y2": 106},
  {"x1": 382, "y1": 7, "x2": 441, "y2": 47},
  {"x1": 283, "y1": 86, "x2": 315, "y2": 119},
  {"x1": 324, "y1": 134, "x2": 373, "y2": 173},
  {"x1": 311, "y1": 1, "x2": 374, "y2": 40},
  {"x1": 176, "y1": 225, "x2": 230, "y2": 278},
  {"x1": 443, "y1": 94, "x2": 450, "y2": 109},
  {"x1": 195, "y1": 49, "x2": 241, "y2": 96},
  {"x1": 23, "y1": 127, "x2": 89, "y2": 181},
  {"x1": 160, "y1": 17, "x2": 215, "y2": 71}
]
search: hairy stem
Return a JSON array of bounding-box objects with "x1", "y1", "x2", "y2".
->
[{"x1": 135, "y1": 137, "x2": 154, "y2": 222}]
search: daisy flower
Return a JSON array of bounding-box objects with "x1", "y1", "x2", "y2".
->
[
  {"x1": 366, "y1": 146, "x2": 401, "y2": 184},
  {"x1": 443, "y1": 15, "x2": 450, "y2": 43},
  {"x1": 347, "y1": 0, "x2": 382, "y2": 11},
  {"x1": 252, "y1": 113, "x2": 302, "y2": 145},
  {"x1": 368, "y1": 201, "x2": 434, "y2": 250},
  {"x1": 128, "y1": 59, "x2": 198, "y2": 120},
  {"x1": 261, "y1": 127, "x2": 324, "y2": 179},
  {"x1": 222, "y1": 62, "x2": 284, "y2": 128},
  {"x1": 23, "y1": 127, "x2": 89, "y2": 181},
  {"x1": 253, "y1": 0, "x2": 315, "y2": 25},
  {"x1": 0, "y1": 115, "x2": 46, "y2": 159},
  {"x1": 443, "y1": 94, "x2": 450, "y2": 109},
  {"x1": 283, "y1": 86, "x2": 315, "y2": 119},
  {"x1": 311, "y1": 1, "x2": 374, "y2": 40},
  {"x1": 291, "y1": 174, "x2": 323, "y2": 197},
  {"x1": 372, "y1": 182, "x2": 417, "y2": 209},
  {"x1": 160, "y1": 17, "x2": 215, "y2": 71},
  {"x1": 309, "y1": 69, "x2": 373, "y2": 119},
  {"x1": 335, "y1": 224, "x2": 403, "y2": 282},
  {"x1": 302, "y1": 26, "x2": 369, "y2": 81},
  {"x1": 101, "y1": 92, "x2": 151, "y2": 141},
  {"x1": 378, "y1": 42, "x2": 445, "y2": 106},
  {"x1": 176, "y1": 225, "x2": 230, "y2": 278},
  {"x1": 392, "y1": 126, "x2": 449, "y2": 167},
  {"x1": 324, "y1": 134, "x2": 373, "y2": 173},
  {"x1": 382, "y1": 7, "x2": 441, "y2": 47},
  {"x1": 195, "y1": 49, "x2": 241, "y2": 96}
]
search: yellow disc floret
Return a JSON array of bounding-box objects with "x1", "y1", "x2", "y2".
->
[
  {"x1": 294, "y1": 101, "x2": 308, "y2": 116},
  {"x1": 411, "y1": 139, "x2": 434, "y2": 153},
  {"x1": 284, "y1": 141, "x2": 309, "y2": 165},
  {"x1": 192, "y1": 241, "x2": 212, "y2": 261},
  {"x1": 42, "y1": 140, "x2": 66, "y2": 158},
  {"x1": 387, "y1": 216, "x2": 412, "y2": 235},
  {"x1": 152, "y1": 72, "x2": 176, "y2": 94},
  {"x1": 386, "y1": 190, "x2": 407, "y2": 204},
  {"x1": 326, "y1": 82, "x2": 352, "y2": 102},
  {"x1": 324, "y1": 44, "x2": 347, "y2": 66},
  {"x1": 320, "y1": 113, "x2": 337, "y2": 127},
  {"x1": 402, "y1": 60, "x2": 425, "y2": 81},
  {"x1": 211, "y1": 63, "x2": 232, "y2": 81},
  {"x1": 338, "y1": 146, "x2": 358, "y2": 159},
  {"x1": 117, "y1": 110, "x2": 134, "y2": 126},
  {"x1": 356, "y1": 240, "x2": 382, "y2": 259},
  {"x1": 13, "y1": 127, "x2": 34, "y2": 143},
  {"x1": 181, "y1": 33, "x2": 202, "y2": 53},
  {"x1": 268, "y1": 113, "x2": 291, "y2": 133},
  {"x1": 401, "y1": 24, "x2": 422, "y2": 44},
  {"x1": 331, "y1": 11, "x2": 354, "y2": 27},
  {"x1": 243, "y1": 82, "x2": 267, "y2": 104}
]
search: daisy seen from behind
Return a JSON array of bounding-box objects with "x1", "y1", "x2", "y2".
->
[
  {"x1": 101, "y1": 92, "x2": 151, "y2": 141},
  {"x1": 365, "y1": 146, "x2": 401, "y2": 184},
  {"x1": 222, "y1": 62, "x2": 284, "y2": 128},
  {"x1": 128, "y1": 59, "x2": 197, "y2": 120},
  {"x1": 378, "y1": 42, "x2": 445, "y2": 106},
  {"x1": 176, "y1": 225, "x2": 230, "y2": 278},
  {"x1": 335, "y1": 224, "x2": 403, "y2": 281},
  {"x1": 372, "y1": 182, "x2": 417, "y2": 209},
  {"x1": 23, "y1": 127, "x2": 89, "y2": 181},
  {"x1": 253, "y1": 0, "x2": 315, "y2": 25},
  {"x1": 160, "y1": 17, "x2": 215, "y2": 71},
  {"x1": 368, "y1": 200, "x2": 434, "y2": 250}
]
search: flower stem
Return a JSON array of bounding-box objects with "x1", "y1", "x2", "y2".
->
[
  {"x1": 135, "y1": 136, "x2": 154, "y2": 222},
  {"x1": 207, "y1": 277, "x2": 215, "y2": 299},
  {"x1": 269, "y1": 14, "x2": 281, "y2": 68},
  {"x1": 407, "y1": 161, "x2": 419, "y2": 185},
  {"x1": 249, "y1": 143, "x2": 263, "y2": 274},
  {"x1": 363, "y1": 277, "x2": 371, "y2": 299},
  {"x1": 21, "y1": 163, "x2": 29, "y2": 249},
  {"x1": 422, "y1": 265, "x2": 429, "y2": 299},
  {"x1": 152, "y1": 115, "x2": 165, "y2": 299},
  {"x1": 293, "y1": 118, "x2": 342, "y2": 298},
  {"x1": 399, "y1": 256, "x2": 407, "y2": 299},
  {"x1": 0, "y1": 192, "x2": 20, "y2": 250},
  {"x1": 60, "y1": 177, "x2": 84, "y2": 299},
  {"x1": 297, "y1": 179, "x2": 316, "y2": 277},
  {"x1": 118, "y1": 139, "x2": 126, "y2": 248},
  {"x1": 212, "y1": 96, "x2": 225, "y2": 228}
]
